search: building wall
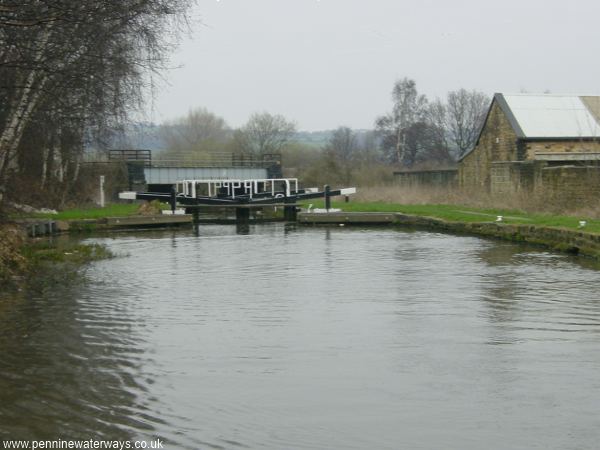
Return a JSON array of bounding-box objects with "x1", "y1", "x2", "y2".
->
[
  {"x1": 525, "y1": 140, "x2": 600, "y2": 159},
  {"x1": 539, "y1": 166, "x2": 600, "y2": 205},
  {"x1": 394, "y1": 169, "x2": 458, "y2": 188},
  {"x1": 459, "y1": 101, "x2": 520, "y2": 191},
  {"x1": 490, "y1": 161, "x2": 535, "y2": 195}
]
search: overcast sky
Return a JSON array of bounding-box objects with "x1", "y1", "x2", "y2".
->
[{"x1": 149, "y1": 0, "x2": 600, "y2": 131}]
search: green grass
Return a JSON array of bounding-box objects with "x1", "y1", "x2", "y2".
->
[
  {"x1": 304, "y1": 200, "x2": 600, "y2": 233},
  {"x1": 18, "y1": 199, "x2": 600, "y2": 234},
  {"x1": 33, "y1": 203, "x2": 140, "y2": 220}
]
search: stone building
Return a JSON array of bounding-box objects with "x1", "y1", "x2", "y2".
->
[{"x1": 458, "y1": 93, "x2": 600, "y2": 202}]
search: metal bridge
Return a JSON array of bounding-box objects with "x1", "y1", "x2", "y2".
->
[
  {"x1": 120, "y1": 177, "x2": 357, "y2": 222},
  {"x1": 143, "y1": 166, "x2": 269, "y2": 185},
  {"x1": 103, "y1": 150, "x2": 283, "y2": 188}
]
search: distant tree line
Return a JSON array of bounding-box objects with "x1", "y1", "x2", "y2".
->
[
  {"x1": 302, "y1": 79, "x2": 490, "y2": 185},
  {"x1": 0, "y1": 0, "x2": 192, "y2": 207},
  {"x1": 375, "y1": 78, "x2": 489, "y2": 167},
  {"x1": 155, "y1": 110, "x2": 298, "y2": 163},
  {"x1": 153, "y1": 78, "x2": 489, "y2": 187}
]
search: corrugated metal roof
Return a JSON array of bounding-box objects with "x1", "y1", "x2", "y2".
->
[{"x1": 501, "y1": 94, "x2": 600, "y2": 138}]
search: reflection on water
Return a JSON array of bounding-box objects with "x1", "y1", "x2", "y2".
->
[
  {"x1": 1, "y1": 224, "x2": 600, "y2": 449},
  {"x1": 0, "y1": 271, "x2": 160, "y2": 440}
]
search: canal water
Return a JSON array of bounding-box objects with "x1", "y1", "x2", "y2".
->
[{"x1": 1, "y1": 224, "x2": 600, "y2": 449}]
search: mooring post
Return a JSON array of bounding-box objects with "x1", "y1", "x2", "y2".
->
[
  {"x1": 170, "y1": 185, "x2": 177, "y2": 213},
  {"x1": 99, "y1": 175, "x2": 105, "y2": 208},
  {"x1": 324, "y1": 185, "x2": 331, "y2": 211},
  {"x1": 236, "y1": 207, "x2": 250, "y2": 223},
  {"x1": 191, "y1": 208, "x2": 200, "y2": 234},
  {"x1": 284, "y1": 197, "x2": 297, "y2": 222}
]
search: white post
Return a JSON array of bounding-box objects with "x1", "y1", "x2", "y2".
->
[{"x1": 99, "y1": 175, "x2": 105, "y2": 207}]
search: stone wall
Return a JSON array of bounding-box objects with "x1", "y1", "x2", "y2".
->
[
  {"x1": 394, "y1": 169, "x2": 458, "y2": 188},
  {"x1": 459, "y1": 101, "x2": 519, "y2": 191},
  {"x1": 539, "y1": 166, "x2": 600, "y2": 206},
  {"x1": 488, "y1": 163, "x2": 600, "y2": 205},
  {"x1": 490, "y1": 161, "x2": 535, "y2": 194},
  {"x1": 526, "y1": 140, "x2": 600, "y2": 159}
]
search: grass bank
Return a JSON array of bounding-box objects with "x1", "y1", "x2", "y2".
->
[
  {"x1": 307, "y1": 200, "x2": 600, "y2": 233},
  {"x1": 32, "y1": 203, "x2": 140, "y2": 220},
  {"x1": 301, "y1": 199, "x2": 600, "y2": 259}
]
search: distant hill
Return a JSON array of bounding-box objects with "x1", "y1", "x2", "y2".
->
[
  {"x1": 292, "y1": 129, "x2": 376, "y2": 149},
  {"x1": 90, "y1": 124, "x2": 375, "y2": 153},
  {"x1": 292, "y1": 130, "x2": 334, "y2": 148},
  {"x1": 109, "y1": 122, "x2": 165, "y2": 151}
]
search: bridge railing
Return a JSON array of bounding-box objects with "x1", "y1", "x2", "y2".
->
[
  {"x1": 108, "y1": 149, "x2": 152, "y2": 167},
  {"x1": 83, "y1": 151, "x2": 283, "y2": 179},
  {"x1": 152, "y1": 153, "x2": 281, "y2": 168}
]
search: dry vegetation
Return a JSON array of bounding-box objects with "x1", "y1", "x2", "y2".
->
[
  {"x1": 0, "y1": 224, "x2": 27, "y2": 285},
  {"x1": 355, "y1": 185, "x2": 600, "y2": 219},
  {"x1": 0, "y1": 222, "x2": 114, "y2": 288}
]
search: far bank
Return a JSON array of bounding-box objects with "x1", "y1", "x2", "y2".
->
[{"x1": 299, "y1": 201, "x2": 600, "y2": 260}]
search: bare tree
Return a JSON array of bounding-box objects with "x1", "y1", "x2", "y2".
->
[
  {"x1": 323, "y1": 126, "x2": 357, "y2": 184},
  {"x1": 159, "y1": 108, "x2": 230, "y2": 161},
  {"x1": 354, "y1": 130, "x2": 381, "y2": 163},
  {"x1": 375, "y1": 78, "x2": 428, "y2": 165},
  {"x1": 233, "y1": 112, "x2": 296, "y2": 157},
  {"x1": 446, "y1": 89, "x2": 490, "y2": 157},
  {"x1": 327, "y1": 127, "x2": 356, "y2": 162},
  {"x1": 426, "y1": 99, "x2": 449, "y2": 148},
  {"x1": 0, "y1": 0, "x2": 192, "y2": 206},
  {"x1": 405, "y1": 122, "x2": 453, "y2": 167}
]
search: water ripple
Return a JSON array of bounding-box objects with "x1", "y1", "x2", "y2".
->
[{"x1": 2, "y1": 225, "x2": 600, "y2": 449}]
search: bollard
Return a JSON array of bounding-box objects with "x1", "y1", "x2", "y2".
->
[
  {"x1": 170, "y1": 185, "x2": 177, "y2": 213},
  {"x1": 324, "y1": 185, "x2": 331, "y2": 212},
  {"x1": 190, "y1": 208, "x2": 200, "y2": 234},
  {"x1": 99, "y1": 175, "x2": 105, "y2": 207},
  {"x1": 284, "y1": 196, "x2": 297, "y2": 222},
  {"x1": 236, "y1": 207, "x2": 250, "y2": 222}
]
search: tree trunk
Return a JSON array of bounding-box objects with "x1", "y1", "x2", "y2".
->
[
  {"x1": 40, "y1": 147, "x2": 50, "y2": 188},
  {"x1": 0, "y1": 24, "x2": 53, "y2": 192}
]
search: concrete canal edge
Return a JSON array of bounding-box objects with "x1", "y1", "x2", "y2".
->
[
  {"x1": 297, "y1": 212, "x2": 600, "y2": 259},
  {"x1": 16, "y1": 211, "x2": 600, "y2": 259},
  {"x1": 16, "y1": 215, "x2": 193, "y2": 235},
  {"x1": 298, "y1": 212, "x2": 396, "y2": 224},
  {"x1": 67, "y1": 215, "x2": 193, "y2": 231}
]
